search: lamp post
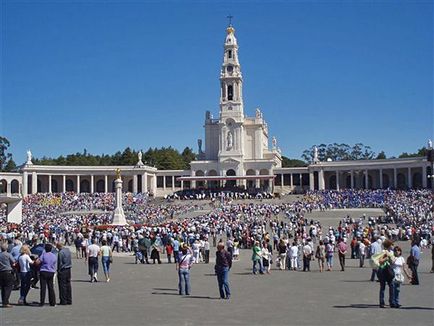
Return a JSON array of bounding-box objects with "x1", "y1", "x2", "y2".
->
[{"x1": 427, "y1": 139, "x2": 434, "y2": 189}]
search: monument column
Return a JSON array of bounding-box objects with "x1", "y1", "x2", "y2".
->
[
  {"x1": 23, "y1": 171, "x2": 28, "y2": 196},
  {"x1": 32, "y1": 172, "x2": 37, "y2": 194},
  {"x1": 181, "y1": 180, "x2": 184, "y2": 190},
  {"x1": 90, "y1": 175, "x2": 94, "y2": 193},
  {"x1": 105, "y1": 175, "x2": 108, "y2": 193},
  {"x1": 422, "y1": 165, "x2": 427, "y2": 188},
  {"x1": 77, "y1": 175, "x2": 80, "y2": 193},
  {"x1": 48, "y1": 175, "x2": 52, "y2": 193},
  {"x1": 112, "y1": 169, "x2": 126, "y2": 225},
  {"x1": 379, "y1": 169, "x2": 383, "y2": 189},
  {"x1": 63, "y1": 175, "x2": 66, "y2": 192}
]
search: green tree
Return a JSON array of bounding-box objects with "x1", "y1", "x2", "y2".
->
[
  {"x1": 302, "y1": 143, "x2": 376, "y2": 162},
  {"x1": 181, "y1": 147, "x2": 196, "y2": 169},
  {"x1": 399, "y1": 147, "x2": 427, "y2": 158},
  {"x1": 376, "y1": 151, "x2": 387, "y2": 159},
  {"x1": 0, "y1": 136, "x2": 12, "y2": 171},
  {"x1": 282, "y1": 156, "x2": 307, "y2": 167},
  {"x1": 4, "y1": 158, "x2": 17, "y2": 171}
]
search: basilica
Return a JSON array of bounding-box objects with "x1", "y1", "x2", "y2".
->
[{"x1": 0, "y1": 24, "x2": 432, "y2": 201}]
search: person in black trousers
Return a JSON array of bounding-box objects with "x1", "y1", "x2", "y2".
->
[
  {"x1": 0, "y1": 243, "x2": 15, "y2": 308},
  {"x1": 56, "y1": 242, "x2": 72, "y2": 305},
  {"x1": 39, "y1": 244, "x2": 57, "y2": 307}
]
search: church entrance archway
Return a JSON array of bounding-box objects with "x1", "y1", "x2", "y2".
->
[
  {"x1": 259, "y1": 169, "x2": 269, "y2": 191},
  {"x1": 225, "y1": 169, "x2": 236, "y2": 188},
  {"x1": 246, "y1": 169, "x2": 256, "y2": 190},
  {"x1": 11, "y1": 180, "x2": 19, "y2": 194}
]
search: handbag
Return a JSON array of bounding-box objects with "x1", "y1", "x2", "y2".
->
[
  {"x1": 109, "y1": 256, "x2": 113, "y2": 263},
  {"x1": 393, "y1": 272, "x2": 404, "y2": 283}
]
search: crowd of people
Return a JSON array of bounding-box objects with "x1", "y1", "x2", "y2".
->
[{"x1": 0, "y1": 189, "x2": 432, "y2": 308}]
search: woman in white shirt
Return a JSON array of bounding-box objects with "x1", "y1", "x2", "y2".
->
[
  {"x1": 390, "y1": 246, "x2": 411, "y2": 308},
  {"x1": 18, "y1": 245, "x2": 34, "y2": 305}
]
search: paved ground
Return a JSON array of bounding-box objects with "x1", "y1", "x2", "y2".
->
[{"x1": 2, "y1": 209, "x2": 433, "y2": 326}]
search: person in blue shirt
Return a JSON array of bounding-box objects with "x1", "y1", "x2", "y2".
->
[
  {"x1": 172, "y1": 238, "x2": 180, "y2": 263},
  {"x1": 409, "y1": 239, "x2": 421, "y2": 285}
]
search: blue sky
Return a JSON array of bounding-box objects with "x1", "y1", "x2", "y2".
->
[{"x1": 1, "y1": 0, "x2": 433, "y2": 165}]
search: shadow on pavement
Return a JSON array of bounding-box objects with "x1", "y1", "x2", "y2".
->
[
  {"x1": 334, "y1": 304, "x2": 434, "y2": 310},
  {"x1": 341, "y1": 280, "x2": 371, "y2": 283},
  {"x1": 151, "y1": 292, "x2": 179, "y2": 296},
  {"x1": 153, "y1": 288, "x2": 178, "y2": 291}
]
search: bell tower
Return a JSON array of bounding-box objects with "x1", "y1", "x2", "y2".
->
[{"x1": 219, "y1": 22, "x2": 244, "y2": 120}]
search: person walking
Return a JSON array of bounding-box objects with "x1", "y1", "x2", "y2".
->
[
  {"x1": 315, "y1": 240, "x2": 326, "y2": 272},
  {"x1": 377, "y1": 239, "x2": 395, "y2": 308},
  {"x1": 39, "y1": 243, "x2": 57, "y2": 307},
  {"x1": 290, "y1": 242, "x2": 299, "y2": 271},
  {"x1": 277, "y1": 239, "x2": 287, "y2": 270},
  {"x1": 326, "y1": 240, "x2": 334, "y2": 271},
  {"x1": 251, "y1": 241, "x2": 264, "y2": 274},
  {"x1": 337, "y1": 238, "x2": 347, "y2": 271},
  {"x1": 56, "y1": 242, "x2": 72, "y2": 305},
  {"x1": 100, "y1": 240, "x2": 112, "y2": 282},
  {"x1": 176, "y1": 245, "x2": 194, "y2": 295},
  {"x1": 87, "y1": 239, "x2": 100, "y2": 283},
  {"x1": 408, "y1": 239, "x2": 421, "y2": 285},
  {"x1": 302, "y1": 241, "x2": 313, "y2": 272},
  {"x1": 215, "y1": 242, "x2": 232, "y2": 299},
  {"x1": 18, "y1": 245, "x2": 34, "y2": 305},
  {"x1": 370, "y1": 237, "x2": 382, "y2": 281},
  {"x1": 0, "y1": 243, "x2": 15, "y2": 308}
]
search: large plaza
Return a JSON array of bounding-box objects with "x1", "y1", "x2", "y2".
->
[{"x1": 1, "y1": 207, "x2": 433, "y2": 326}]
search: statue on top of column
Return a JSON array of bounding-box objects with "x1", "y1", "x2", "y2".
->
[
  {"x1": 255, "y1": 107, "x2": 262, "y2": 119},
  {"x1": 115, "y1": 168, "x2": 122, "y2": 180},
  {"x1": 26, "y1": 149, "x2": 33, "y2": 165},
  {"x1": 272, "y1": 136, "x2": 277, "y2": 149},
  {"x1": 428, "y1": 139, "x2": 433, "y2": 149},
  {"x1": 313, "y1": 146, "x2": 319, "y2": 163}
]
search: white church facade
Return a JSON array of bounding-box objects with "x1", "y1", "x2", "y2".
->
[{"x1": 1, "y1": 24, "x2": 432, "y2": 198}]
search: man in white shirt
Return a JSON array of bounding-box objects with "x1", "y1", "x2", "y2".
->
[
  {"x1": 87, "y1": 239, "x2": 100, "y2": 283},
  {"x1": 302, "y1": 241, "x2": 313, "y2": 272}
]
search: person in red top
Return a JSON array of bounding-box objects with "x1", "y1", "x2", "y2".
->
[
  {"x1": 337, "y1": 238, "x2": 348, "y2": 271},
  {"x1": 166, "y1": 242, "x2": 174, "y2": 263}
]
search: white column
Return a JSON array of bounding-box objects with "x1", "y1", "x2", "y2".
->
[
  {"x1": 90, "y1": 175, "x2": 94, "y2": 193},
  {"x1": 153, "y1": 175, "x2": 157, "y2": 195},
  {"x1": 77, "y1": 175, "x2": 80, "y2": 193},
  {"x1": 407, "y1": 167, "x2": 412, "y2": 189},
  {"x1": 163, "y1": 175, "x2": 166, "y2": 190},
  {"x1": 336, "y1": 171, "x2": 340, "y2": 190},
  {"x1": 63, "y1": 175, "x2": 66, "y2": 192},
  {"x1": 393, "y1": 168, "x2": 397, "y2": 189},
  {"x1": 142, "y1": 173, "x2": 147, "y2": 193},
  {"x1": 23, "y1": 172, "x2": 28, "y2": 196},
  {"x1": 172, "y1": 176, "x2": 175, "y2": 191},
  {"x1": 255, "y1": 171, "x2": 260, "y2": 188},
  {"x1": 181, "y1": 180, "x2": 184, "y2": 190},
  {"x1": 309, "y1": 172, "x2": 314, "y2": 190},
  {"x1": 280, "y1": 174, "x2": 284, "y2": 188},
  {"x1": 104, "y1": 175, "x2": 108, "y2": 193},
  {"x1": 290, "y1": 174, "x2": 293, "y2": 188},
  {"x1": 318, "y1": 170, "x2": 325, "y2": 190},
  {"x1": 32, "y1": 172, "x2": 37, "y2": 194},
  {"x1": 350, "y1": 170, "x2": 354, "y2": 189},
  {"x1": 133, "y1": 175, "x2": 138, "y2": 193},
  {"x1": 299, "y1": 174, "x2": 302, "y2": 188},
  {"x1": 191, "y1": 171, "x2": 196, "y2": 189},
  {"x1": 6, "y1": 182, "x2": 11, "y2": 197},
  {"x1": 48, "y1": 175, "x2": 52, "y2": 193},
  {"x1": 422, "y1": 165, "x2": 427, "y2": 188}
]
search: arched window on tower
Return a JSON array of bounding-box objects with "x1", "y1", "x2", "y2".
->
[
  {"x1": 228, "y1": 50, "x2": 232, "y2": 58},
  {"x1": 228, "y1": 85, "x2": 233, "y2": 101}
]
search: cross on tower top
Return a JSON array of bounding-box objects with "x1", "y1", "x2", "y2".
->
[{"x1": 227, "y1": 15, "x2": 233, "y2": 26}]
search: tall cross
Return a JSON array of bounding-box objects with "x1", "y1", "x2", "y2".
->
[{"x1": 227, "y1": 15, "x2": 233, "y2": 26}]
